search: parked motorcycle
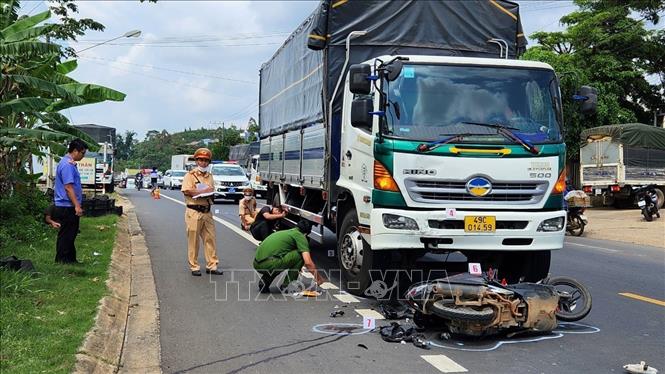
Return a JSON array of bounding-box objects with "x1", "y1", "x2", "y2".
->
[
  {"x1": 635, "y1": 185, "x2": 660, "y2": 222},
  {"x1": 566, "y1": 207, "x2": 588, "y2": 236},
  {"x1": 406, "y1": 273, "x2": 592, "y2": 336}
]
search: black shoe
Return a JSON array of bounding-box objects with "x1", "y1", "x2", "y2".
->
[
  {"x1": 205, "y1": 269, "x2": 223, "y2": 275},
  {"x1": 258, "y1": 275, "x2": 272, "y2": 293},
  {"x1": 191, "y1": 270, "x2": 202, "y2": 276}
]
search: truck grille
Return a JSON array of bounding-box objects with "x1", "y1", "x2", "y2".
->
[{"x1": 405, "y1": 179, "x2": 548, "y2": 205}]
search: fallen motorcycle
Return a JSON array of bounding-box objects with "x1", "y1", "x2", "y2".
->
[
  {"x1": 635, "y1": 185, "x2": 661, "y2": 222},
  {"x1": 405, "y1": 273, "x2": 592, "y2": 336}
]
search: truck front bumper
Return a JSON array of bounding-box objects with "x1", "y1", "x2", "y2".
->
[{"x1": 369, "y1": 208, "x2": 565, "y2": 251}]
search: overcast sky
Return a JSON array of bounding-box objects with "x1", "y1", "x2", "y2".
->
[{"x1": 22, "y1": 1, "x2": 582, "y2": 139}]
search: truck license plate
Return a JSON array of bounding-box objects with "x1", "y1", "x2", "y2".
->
[
  {"x1": 228, "y1": 187, "x2": 236, "y2": 193},
  {"x1": 464, "y1": 216, "x2": 496, "y2": 233}
]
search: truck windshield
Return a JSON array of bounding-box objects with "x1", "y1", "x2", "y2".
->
[
  {"x1": 85, "y1": 151, "x2": 113, "y2": 164},
  {"x1": 172, "y1": 171, "x2": 186, "y2": 177},
  {"x1": 383, "y1": 64, "x2": 562, "y2": 144},
  {"x1": 212, "y1": 166, "x2": 245, "y2": 176}
]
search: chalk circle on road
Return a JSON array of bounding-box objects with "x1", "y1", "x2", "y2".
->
[
  {"x1": 313, "y1": 323, "x2": 373, "y2": 336},
  {"x1": 429, "y1": 322, "x2": 600, "y2": 352}
]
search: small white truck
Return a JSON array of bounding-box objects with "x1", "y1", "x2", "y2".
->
[{"x1": 580, "y1": 123, "x2": 665, "y2": 208}]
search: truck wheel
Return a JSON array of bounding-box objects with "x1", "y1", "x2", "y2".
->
[
  {"x1": 493, "y1": 250, "x2": 551, "y2": 283},
  {"x1": 337, "y1": 208, "x2": 383, "y2": 296}
]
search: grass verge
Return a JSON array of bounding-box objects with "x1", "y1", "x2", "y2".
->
[{"x1": 0, "y1": 214, "x2": 118, "y2": 373}]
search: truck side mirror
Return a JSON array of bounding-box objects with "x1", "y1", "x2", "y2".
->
[
  {"x1": 349, "y1": 64, "x2": 371, "y2": 94},
  {"x1": 385, "y1": 59, "x2": 403, "y2": 81},
  {"x1": 576, "y1": 86, "x2": 597, "y2": 116},
  {"x1": 351, "y1": 99, "x2": 373, "y2": 130}
]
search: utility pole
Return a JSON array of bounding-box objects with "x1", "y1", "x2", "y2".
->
[{"x1": 209, "y1": 121, "x2": 225, "y2": 144}]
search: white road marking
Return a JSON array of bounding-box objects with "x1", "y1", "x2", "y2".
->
[
  {"x1": 332, "y1": 293, "x2": 360, "y2": 303},
  {"x1": 566, "y1": 241, "x2": 619, "y2": 253},
  {"x1": 160, "y1": 194, "x2": 259, "y2": 245},
  {"x1": 354, "y1": 309, "x2": 384, "y2": 319},
  {"x1": 421, "y1": 355, "x2": 468, "y2": 373}
]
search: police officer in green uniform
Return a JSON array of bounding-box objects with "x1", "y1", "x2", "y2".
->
[{"x1": 253, "y1": 220, "x2": 326, "y2": 293}]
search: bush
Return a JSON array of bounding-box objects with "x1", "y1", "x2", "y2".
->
[{"x1": 0, "y1": 187, "x2": 51, "y2": 253}]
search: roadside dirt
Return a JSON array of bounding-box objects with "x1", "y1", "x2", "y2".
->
[{"x1": 581, "y1": 207, "x2": 665, "y2": 248}]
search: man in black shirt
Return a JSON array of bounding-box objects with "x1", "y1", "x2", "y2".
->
[{"x1": 249, "y1": 201, "x2": 286, "y2": 241}]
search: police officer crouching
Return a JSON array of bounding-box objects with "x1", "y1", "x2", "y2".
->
[
  {"x1": 253, "y1": 220, "x2": 326, "y2": 293},
  {"x1": 181, "y1": 148, "x2": 223, "y2": 276}
]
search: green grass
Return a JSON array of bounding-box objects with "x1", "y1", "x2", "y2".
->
[{"x1": 0, "y1": 214, "x2": 118, "y2": 374}]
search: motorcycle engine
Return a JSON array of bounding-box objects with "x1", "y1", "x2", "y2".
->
[{"x1": 509, "y1": 283, "x2": 559, "y2": 332}]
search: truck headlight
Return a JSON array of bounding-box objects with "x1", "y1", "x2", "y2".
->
[
  {"x1": 383, "y1": 214, "x2": 419, "y2": 230},
  {"x1": 537, "y1": 217, "x2": 565, "y2": 232}
]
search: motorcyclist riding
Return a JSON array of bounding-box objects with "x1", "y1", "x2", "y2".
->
[{"x1": 135, "y1": 171, "x2": 144, "y2": 190}]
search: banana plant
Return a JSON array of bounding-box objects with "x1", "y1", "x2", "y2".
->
[{"x1": 0, "y1": 6, "x2": 126, "y2": 194}]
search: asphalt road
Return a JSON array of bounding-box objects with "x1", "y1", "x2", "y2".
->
[{"x1": 123, "y1": 188, "x2": 665, "y2": 374}]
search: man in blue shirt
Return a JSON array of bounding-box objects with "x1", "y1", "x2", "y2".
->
[{"x1": 53, "y1": 139, "x2": 88, "y2": 264}]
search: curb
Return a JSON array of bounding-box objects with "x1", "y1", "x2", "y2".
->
[{"x1": 74, "y1": 195, "x2": 161, "y2": 373}]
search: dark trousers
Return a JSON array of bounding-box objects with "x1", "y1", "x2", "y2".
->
[
  {"x1": 250, "y1": 220, "x2": 272, "y2": 241},
  {"x1": 54, "y1": 206, "x2": 80, "y2": 263},
  {"x1": 254, "y1": 250, "x2": 305, "y2": 286}
]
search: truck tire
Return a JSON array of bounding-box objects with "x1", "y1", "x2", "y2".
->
[
  {"x1": 486, "y1": 250, "x2": 551, "y2": 283},
  {"x1": 337, "y1": 208, "x2": 384, "y2": 297}
]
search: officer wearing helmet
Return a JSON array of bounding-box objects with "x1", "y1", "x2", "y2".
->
[{"x1": 181, "y1": 148, "x2": 223, "y2": 276}]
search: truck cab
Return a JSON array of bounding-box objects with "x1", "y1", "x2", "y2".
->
[{"x1": 334, "y1": 55, "x2": 568, "y2": 291}]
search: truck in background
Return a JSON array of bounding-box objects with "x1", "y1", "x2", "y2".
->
[
  {"x1": 580, "y1": 123, "x2": 665, "y2": 208},
  {"x1": 171, "y1": 154, "x2": 195, "y2": 171},
  {"x1": 229, "y1": 142, "x2": 266, "y2": 197},
  {"x1": 258, "y1": 0, "x2": 596, "y2": 295},
  {"x1": 74, "y1": 124, "x2": 116, "y2": 193}
]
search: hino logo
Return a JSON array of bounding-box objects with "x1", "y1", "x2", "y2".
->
[{"x1": 403, "y1": 169, "x2": 437, "y2": 175}]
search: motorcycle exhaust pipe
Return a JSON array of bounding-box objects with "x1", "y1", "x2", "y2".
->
[{"x1": 432, "y1": 283, "x2": 487, "y2": 299}]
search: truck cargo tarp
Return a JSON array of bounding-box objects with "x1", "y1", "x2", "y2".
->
[
  {"x1": 74, "y1": 123, "x2": 116, "y2": 144},
  {"x1": 580, "y1": 123, "x2": 665, "y2": 150},
  {"x1": 260, "y1": 0, "x2": 526, "y2": 137},
  {"x1": 229, "y1": 142, "x2": 259, "y2": 162}
]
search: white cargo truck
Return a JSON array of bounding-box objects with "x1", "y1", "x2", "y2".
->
[
  {"x1": 171, "y1": 154, "x2": 195, "y2": 172},
  {"x1": 259, "y1": 0, "x2": 595, "y2": 294},
  {"x1": 580, "y1": 123, "x2": 665, "y2": 208}
]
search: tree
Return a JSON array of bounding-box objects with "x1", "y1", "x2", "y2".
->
[
  {"x1": 115, "y1": 130, "x2": 136, "y2": 160},
  {"x1": 523, "y1": 0, "x2": 664, "y2": 159},
  {"x1": 145, "y1": 129, "x2": 159, "y2": 141},
  {"x1": 0, "y1": 4, "x2": 126, "y2": 194},
  {"x1": 246, "y1": 117, "x2": 259, "y2": 142}
]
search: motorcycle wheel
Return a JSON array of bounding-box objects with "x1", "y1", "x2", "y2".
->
[
  {"x1": 430, "y1": 301, "x2": 495, "y2": 323},
  {"x1": 643, "y1": 208, "x2": 653, "y2": 222},
  {"x1": 546, "y1": 276, "x2": 592, "y2": 322},
  {"x1": 568, "y1": 216, "x2": 585, "y2": 236}
]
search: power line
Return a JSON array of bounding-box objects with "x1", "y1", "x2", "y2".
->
[
  {"x1": 79, "y1": 56, "x2": 257, "y2": 84},
  {"x1": 70, "y1": 41, "x2": 282, "y2": 48},
  {"x1": 27, "y1": 0, "x2": 46, "y2": 15},
  {"x1": 76, "y1": 32, "x2": 290, "y2": 44},
  {"x1": 100, "y1": 64, "x2": 231, "y2": 95}
]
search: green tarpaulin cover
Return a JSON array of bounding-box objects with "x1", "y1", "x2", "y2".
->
[{"x1": 580, "y1": 123, "x2": 665, "y2": 150}]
